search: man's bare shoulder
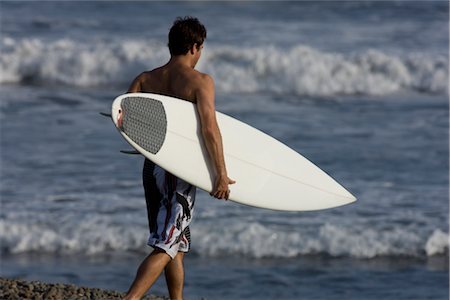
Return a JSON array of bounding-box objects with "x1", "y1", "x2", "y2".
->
[
  {"x1": 133, "y1": 68, "x2": 165, "y2": 90},
  {"x1": 199, "y1": 71, "x2": 214, "y2": 84},
  {"x1": 139, "y1": 68, "x2": 163, "y2": 81},
  {"x1": 192, "y1": 71, "x2": 215, "y2": 105},
  {"x1": 191, "y1": 70, "x2": 214, "y2": 89}
]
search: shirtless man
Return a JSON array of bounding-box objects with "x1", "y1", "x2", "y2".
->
[{"x1": 123, "y1": 17, "x2": 235, "y2": 300}]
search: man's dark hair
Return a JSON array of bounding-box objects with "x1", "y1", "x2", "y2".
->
[{"x1": 168, "y1": 17, "x2": 207, "y2": 56}]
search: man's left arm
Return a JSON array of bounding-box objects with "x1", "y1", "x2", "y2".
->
[{"x1": 127, "y1": 73, "x2": 143, "y2": 93}]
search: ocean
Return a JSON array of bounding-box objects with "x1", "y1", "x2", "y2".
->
[{"x1": 0, "y1": 1, "x2": 448, "y2": 299}]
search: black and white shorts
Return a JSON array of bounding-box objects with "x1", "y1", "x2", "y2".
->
[{"x1": 142, "y1": 159, "x2": 196, "y2": 259}]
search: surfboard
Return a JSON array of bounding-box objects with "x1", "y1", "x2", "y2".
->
[{"x1": 110, "y1": 93, "x2": 356, "y2": 211}]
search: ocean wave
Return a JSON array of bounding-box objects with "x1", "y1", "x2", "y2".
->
[
  {"x1": 425, "y1": 229, "x2": 449, "y2": 256},
  {"x1": 0, "y1": 216, "x2": 145, "y2": 255},
  {"x1": 194, "y1": 222, "x2": 449, "y2": 259},
  {"x1": 1, "y1": 218, "x2": 447, "y2": 259},
  {"x1": 1, "y1": 37, "x2": 447, "y2": 96}
]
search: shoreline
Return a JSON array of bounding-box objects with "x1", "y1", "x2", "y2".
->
[{"x1": 0, "y1": 277, "x2": 167, "y2": 300}]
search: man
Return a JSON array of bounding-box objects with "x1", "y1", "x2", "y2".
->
[{"x1": 124, "y1": 17, "x2": 235, "y2": 300}]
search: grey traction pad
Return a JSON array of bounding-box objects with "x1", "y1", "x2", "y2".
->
[{"x1": 121, "y1": 96, "x2": 167, "y2": 154}]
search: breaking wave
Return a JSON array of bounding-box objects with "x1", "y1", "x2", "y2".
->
[
  {"x1": 193, "y1": 222, "x2": 449, "y2": 258},
  {"x1": 1, "y1": 217, "x2": 447, "y2": 259},
  {"x1": 1, "y1": 37, "x2": 447, "y2": 97}
]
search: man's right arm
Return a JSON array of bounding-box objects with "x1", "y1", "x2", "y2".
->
[{"x1": 196, "y1": 74, "x2": 235, "y2": 200}]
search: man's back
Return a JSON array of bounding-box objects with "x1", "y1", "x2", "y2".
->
[{"x1": 140, "y1": 65, "x2": 204, "y2": 103}]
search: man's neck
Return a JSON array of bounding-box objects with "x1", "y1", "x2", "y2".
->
[{"x1": 168, "y1": 55, "x2": 195, "y2": 69}]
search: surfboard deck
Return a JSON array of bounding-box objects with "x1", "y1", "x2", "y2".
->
[{"x1": 110, "y1": 93, "x2": 356, "y2": 211}]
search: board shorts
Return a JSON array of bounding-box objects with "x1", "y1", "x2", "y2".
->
[{"x1": 142, "y1": 159, "x2": 196, "y2": 259}]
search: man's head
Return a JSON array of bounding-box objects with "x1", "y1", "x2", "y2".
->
[{"x1": 168, "y1": 17, "x2": 207, "y2": 56}]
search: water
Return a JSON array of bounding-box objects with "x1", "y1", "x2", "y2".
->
[{"x1": 1, "y1": 2, "x2": 448, "y2": 299}]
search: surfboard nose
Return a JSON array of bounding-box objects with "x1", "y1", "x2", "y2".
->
[
  {"x1": 343, "y1": 192, "x2": 357, "y2": 204},
  {"x1": 314, "y1": 184, "x2": 357, "y2": 211},
  {"x1": 336, "y1": 183, "x2": 357, "y2": 204}
]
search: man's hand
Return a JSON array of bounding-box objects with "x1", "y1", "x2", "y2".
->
[{"x1": 210, "y1": 175, "x2": 236, "y2": 200}]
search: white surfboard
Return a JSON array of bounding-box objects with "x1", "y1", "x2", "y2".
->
[{"x1": 110, "y1": 93, "x2": 356, "y2": 211}]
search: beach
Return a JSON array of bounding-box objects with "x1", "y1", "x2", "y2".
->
[
  {"x1": 0, "y1": 277, "x2": 165, "y2": 300},
  {"x1": 1, "y1": 2, "x2": 448, "y2": 299}
]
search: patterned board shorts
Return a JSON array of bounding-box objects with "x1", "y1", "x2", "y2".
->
[{"x1": 142, "y1": 159, "x2": 196, "y2": 259}]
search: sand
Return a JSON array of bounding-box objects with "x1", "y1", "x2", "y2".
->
[{"x1": 0, "y1": 277, "x2": 167, "y2": 300}]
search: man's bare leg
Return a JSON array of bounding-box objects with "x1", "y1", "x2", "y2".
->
[
  {"x1": 124, "y1": 249, "x2": 172, "y2": 300},
  {"x1": 164, "y1": 252, "x2": 185, "y2": 300}
]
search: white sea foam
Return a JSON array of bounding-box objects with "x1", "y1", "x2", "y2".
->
[
  {"x1": 0, "y1": 217, "x2": 146, "y2": 254},
  {"x1": 1, "y1": 37, "x2": 447, "y2": 96},
  {"x1": 0, "y1": 37, "x2": 168, "y2": 87},
  {"x1": 192, "y1": 222, "x2": 446, "y2": 259},
  {"x1": 425, "y1": 229, "x2": 449, "y2": 256},
  {"x1": 1, "y1": 217, "x2": 447, "y2": 258}
]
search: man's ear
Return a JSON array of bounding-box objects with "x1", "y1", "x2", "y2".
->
[{"x1": 190, "y1": 43, "x2": 198, "y2": 55}]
